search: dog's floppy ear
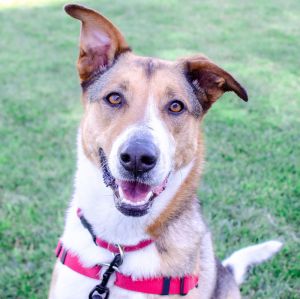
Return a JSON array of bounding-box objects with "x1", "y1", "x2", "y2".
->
[
  {"x1": 182, "y1": 55, "x2": 248, "y2": 113},
  {"x1": 64, "y1": 4, "x2": 130, "y2": 82}
]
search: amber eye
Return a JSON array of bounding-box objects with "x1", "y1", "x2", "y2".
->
[
  {"x1": 105, "y1": 92, "x2": 123, "y2": 106},
  {"x1": 168, "y1": 100, "x2": 185, "y2": 114}
]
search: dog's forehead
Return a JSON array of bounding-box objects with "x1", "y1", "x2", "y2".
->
[
  {"x1": 119, "y1": 52, "x2": 175, "y2": 73},
  {"x1": 131, "y1": 56, "x2": 174, "y2": 78},
  {"x1": 87, "y1": 52, "x2": 191, "y2": 100},
  {"x1": 113, "y1": 53, "x2": 185, "y2": 86}
]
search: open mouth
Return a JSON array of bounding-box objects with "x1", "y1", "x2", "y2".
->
[
  {"x1": 115, "y1": 178, "x2": 168, "y2": 217},
  {"x1": 98, "y1": 147, "x2": 169, "y2": 217}
]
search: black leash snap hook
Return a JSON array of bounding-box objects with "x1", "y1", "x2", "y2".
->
[
  {"x1": 89, "y1": 285, "x2": 110, "y2": 299},
  {"x1": 89, "y1": 246, "x2": 124, "y2": 299}
]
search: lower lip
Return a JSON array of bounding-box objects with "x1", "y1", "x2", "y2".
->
[
  {"x1": 115, "y1": 196, "x2": 154, "y2": 217},
  {"x1": 115, "y1": 181, "x2": 155, "y2": 217}
]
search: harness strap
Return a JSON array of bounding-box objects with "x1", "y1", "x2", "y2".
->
[
  {"x1": 114, "y1": 272, "x2": 199, "y2": 295},
  {"x1": 77, "y1": 208, "x2": 154, "y2": 253},
  {"x1": 55, "y1": 241, "x2": 199, "y2": 296},
  {"x1": 56, "y1": 241, "x2": 101, "y2": 279}
]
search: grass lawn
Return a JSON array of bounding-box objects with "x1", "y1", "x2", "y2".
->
[{"x1": 0, "y1": 0, "x2": 299, "y2": 298}]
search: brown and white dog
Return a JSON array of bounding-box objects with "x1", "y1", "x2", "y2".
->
[{"x1": 49, "y1": 4, "x2": 282, "y2": 299}]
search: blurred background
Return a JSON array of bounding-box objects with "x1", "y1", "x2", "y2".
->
[{"x1": 0, "y1": 0, "x2": 299, "y2": 298}]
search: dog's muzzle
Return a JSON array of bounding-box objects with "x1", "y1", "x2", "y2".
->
[
  {"x1": 115, "y1": 136, "x2": 165, "y2": 217},
  {"x1": 99, "y1": 136, "x2": 168, "y2": 217}
]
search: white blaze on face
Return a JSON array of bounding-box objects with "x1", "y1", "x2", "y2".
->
[
  {"x1": 144, "y1": 95, "x2": 175, "y2": 180},
  {"x1": 108, "y1": 95, "x2": 175, "y2": 188},
  {"x1": 108, "y1": 125, "x2": 135, "y2": 180}
]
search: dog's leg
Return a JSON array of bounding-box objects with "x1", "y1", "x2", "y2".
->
[{"x1": 48, "y1": 262, "x2": 59, "y2": 299}]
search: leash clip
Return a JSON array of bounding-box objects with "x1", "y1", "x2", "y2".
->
[
  {"x1": 110, "y1": 244, "x2": 124, "y2": 272},
  {"x1": 89, "y1": 249, "x2": 124, "y2": 299},
  {"x1": 89, "y1": 285, "x2": 110, "y2": 299}
]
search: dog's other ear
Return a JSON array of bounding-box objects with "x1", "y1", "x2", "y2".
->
[
  {"x1": 183, "y1": 55, "x2": 248, "y2": 113},
  {"x1": 64, "y1": 4, "x2": 130, "y2": 82}
]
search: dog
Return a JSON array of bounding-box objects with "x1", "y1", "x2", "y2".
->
[{"x1": 48, "y1": 4, "x2": 282, "y2": 299}]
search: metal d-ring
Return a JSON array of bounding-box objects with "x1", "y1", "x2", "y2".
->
[
  {"x1": 111, "y1": 244, "x2": 124, "y2": 272},
  {"x1": 99, "y1": 262, "x2": 111, "y2": 268},
  {"x1": 101, "y1": 244, "x2": 124, "y2": 271},
  {"x1": 116, "y1": 244, "x2": 124, "y2": 261}
]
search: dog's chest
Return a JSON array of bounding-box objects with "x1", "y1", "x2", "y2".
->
[{"x1": 52, "y1": 235, "x2": 163, "y2": 299}]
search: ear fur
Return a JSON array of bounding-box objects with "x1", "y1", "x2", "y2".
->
[
  {"x1": 183, "y1": 55, "x2": 248, "y2": 112},
  {"x1": 64, "y1": 4, "x2": 130, "y2": 82}
]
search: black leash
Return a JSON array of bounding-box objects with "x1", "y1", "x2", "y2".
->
[{"x1": 89, "y1": 251, "x2": 123, "y2": 299}]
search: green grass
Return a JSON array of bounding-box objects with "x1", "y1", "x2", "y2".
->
[{"x1": 0, "y1": 0, "x2": 299, "y2": 298}]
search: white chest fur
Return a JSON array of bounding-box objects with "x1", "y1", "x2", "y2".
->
[{"x1": 50, "y1": 135, "x2": 195, "y2": 299}]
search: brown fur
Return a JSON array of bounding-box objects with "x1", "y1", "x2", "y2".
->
[
  {"x1": 79, "y1": 52, "x2": 208, "y2": 172},
  {"x1": 64, "y1": 4, "x2": 247, "y2": 171},
  {"x1": 59, "y1": 4, "x2": 248, "y2": 299},
  {"x1": 64, "y1": 4, "x2": 130, "y2": 82},
  {"x1": 64, "y1": 3, "x2": 247, "y2": 175}
]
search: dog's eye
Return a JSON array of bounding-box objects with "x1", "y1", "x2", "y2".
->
[
  {"x1": 105, "y1": 92, "x2": 123, "y2": 106},
  {"x1": 168, "y1": 100, "x2": 185, "y2": 114}
]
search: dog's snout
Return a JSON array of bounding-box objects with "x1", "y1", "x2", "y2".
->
[{"x1": 120, "y1": 139, "x2": 158, "y2": 174}]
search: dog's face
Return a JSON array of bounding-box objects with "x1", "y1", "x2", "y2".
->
[
  {"x1": 81, "y1": 53, "x2": 203, "y2": 216},
  {"x1": 65, "y1": 4, "x2": 247, "y2": 217}
]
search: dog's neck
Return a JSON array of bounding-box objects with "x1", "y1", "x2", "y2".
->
[{"x1": 69, "y1": 133, "x2": 196, "y2": 246}]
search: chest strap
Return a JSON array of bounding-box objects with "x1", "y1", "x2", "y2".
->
[
  {"x1": 77, "y1": 208, "x2": 153, "y2": 253},
  {"x1": 56, "y1": 241, "x2": 199, "y2": 296}
]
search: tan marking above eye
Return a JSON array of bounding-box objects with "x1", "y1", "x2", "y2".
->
[{"x1": 168, "y1": 100, "x2": 185, "y2": 113}]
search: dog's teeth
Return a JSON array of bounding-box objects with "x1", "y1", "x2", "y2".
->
[
  {"x1": 121, "y1": 198, "x2": 133, "y2": 205},
  {"x1": 119, "y1": 191, "x2": 153, "y2": 206}
]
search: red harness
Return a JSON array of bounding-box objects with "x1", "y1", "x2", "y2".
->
[{"x1": 55, "y1": 209, "x2": 199, "y2": 296}]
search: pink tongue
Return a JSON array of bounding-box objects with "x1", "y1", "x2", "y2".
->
[{"x1": 119, "y1": 181, "x2": 151, "y2": 202}]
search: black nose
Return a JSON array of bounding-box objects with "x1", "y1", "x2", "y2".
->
[{"x1": 120, "y1": 138, "x2": 158, "y2": 174}]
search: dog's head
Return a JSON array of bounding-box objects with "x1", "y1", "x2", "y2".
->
[{"x1": 65, "y1": 4, "x2": 247, "y2": 217}]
